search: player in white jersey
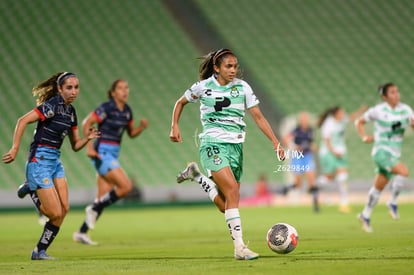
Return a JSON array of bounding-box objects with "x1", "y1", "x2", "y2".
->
[
  {"x1": 355, "y1": 83, "x2": 414, "y2": 232},
  {"x1": 170, "y1": 49, "x2": 285, "y2": 260},
  {"x1": 317, "y1": 105, "x2": 366, "y2": 213}
]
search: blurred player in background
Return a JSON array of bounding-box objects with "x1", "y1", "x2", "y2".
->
[
  {"x1": 170, "y1": 48, "x2": 285, "y2": 260},
  {"x1": 317, "y1": 105, "x2": 366, "y2": 213},
  {"x1": 280, "y1": 112, "x2": 319, "y2": 212},
  {"x1": 73, "y1": 79, "x2": 148, "y2": 245},
  {"x1": 2, "y1": 72, "x2": 99, "y2": 260},
  {"x1": 355, "y1": 83, "x2": 414, "y2": 233},
  {"x1": 239, "y1": 174, "x2": 274, "y2": 207}
]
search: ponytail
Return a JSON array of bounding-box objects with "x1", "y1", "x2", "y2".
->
[
  {"x1": 32, "y1": 72, "x2": 77, "y2": 105},
  {"x1": 317, "y1": 106, "x2": 340, "y2": 128},
  {"x1": 107, "y1": 79, "x2": 124, "y2": 99},
  {"x1": 198, "y1": 48, "x2": 236, "y2": 80}
]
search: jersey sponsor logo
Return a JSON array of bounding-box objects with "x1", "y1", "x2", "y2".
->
[
  {"x1": 214, "y1": 97, "x2": 231, "y2": 111},
  {"x1": 208, "y1": 117, "x2": 235, "y2": 123}
]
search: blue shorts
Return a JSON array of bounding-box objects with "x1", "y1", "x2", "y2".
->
[
  {"x1": 26, "y1": 146, "x2": 65, "y2": 191},
  {"x1": 91, "y1": 143, "x2": 121, "y2": 176},
  {"x1": 290, "y1": 152, "x2": 315, "y2": 175}
]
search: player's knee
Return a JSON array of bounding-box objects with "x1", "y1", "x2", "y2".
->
[
  {"x1": 125, "y1": 181, "x2": 133, "y2": 193},
  {"x1": 46, "y1": 208, "x2": 64, "y2": 222},
  {"x1": 224, "y1": 187, "x2": 239, "y2": 203},
  {"x1": 335, "y1": 172, "x2": 348, "y2": 182},
  {"x1": 63, "y1": 204, "x2": 70, "y2": 215},
  {"x1": 117, "y1": 181, "x2": 133, "y2": 197},
  {"x1": 399, "y1": 166, "x2": 409, "y2": 177}
]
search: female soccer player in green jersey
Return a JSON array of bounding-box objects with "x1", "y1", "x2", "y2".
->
[
  {"x1": 355, "y1": 83, "x2": 414, "y2": 233},
  {"x1": 317, "y1": 105, "x2": 366, "y2": 214},
  {"x1": 170, "y1": 49, "x2": 285, "y2": 260}
]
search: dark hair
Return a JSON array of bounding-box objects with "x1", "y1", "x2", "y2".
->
[
  {"x1": 107, "y1": 79, "x2": 125, "y2": 99},
  {"x1": 378, "y1": 82, "x2": 395, "y2": 97},
  {"x1": 317, "y1": 106, "x2": 341, "y2": 128},
  {"x1": 32, "y1": 72, "x2": 77, "y2": 105},
  {"x1": 198, "y1": 48, "x2": 237, "y2": 80}
]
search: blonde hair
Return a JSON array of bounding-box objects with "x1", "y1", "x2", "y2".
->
[{"x1": 32, "y1": 72, "x2": 76, "y2": 105}]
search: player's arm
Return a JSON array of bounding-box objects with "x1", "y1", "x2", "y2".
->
[
  {"x1": 68, "y1": 122, "x2": 100, "y2": 152},
  {"x1": 323, "y1": 137, "x2": 343, "y2": 157},
  {"x1": 69, "y1": 115, "x2": 100, "y2": 152},
  {"x1": 2, "y1": 110, "x2": 40, "y2": 163},
  {"x1": 72, "y1": 112, "x2": 101, "y2": 156},
  {"x1": 349, "y1": 104, "x2": 368, "y2": 121},
  {"x1": 282, "y1": 131, "x2": 293, "y2": 149},
  {"x1": 410, "y1": 113, "x2": 414, "y2": 129},
  {"x1": 127, "y1": 118, "x2": 148, "y2": 138},
  {"x1": 354, "y1": 116, "x2": 373, "y2": 143},
  {"x1": 248, "y1": 105, "x2": 285, "y2": 160},
  {"x1": 170, "y1": 96, "x2": 189, "y2": 143}
]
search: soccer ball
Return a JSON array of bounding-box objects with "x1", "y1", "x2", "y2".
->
[{"x1": 266, "y1": 223, "x2": 298, "y2": 254}]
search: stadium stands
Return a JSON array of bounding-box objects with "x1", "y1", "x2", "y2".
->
[{"x1": 0, "y1": 0, "x2": 413, "y2": 194}]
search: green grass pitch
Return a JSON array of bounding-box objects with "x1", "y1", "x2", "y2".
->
[{"x1": 0, "y1": 203, "x2": 413, "y2": 274}]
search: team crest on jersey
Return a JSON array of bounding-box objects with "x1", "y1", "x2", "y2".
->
[
  {"x1": 47, "y1": 110, "x2": 54, "y2": 118},
  {"x1": 230, "y1": 87, "x2": 239, "y2": 97},
  {"x1": 213, "y1": 155, "x2": 222, "y2": 165},
  {"x1": 43, "y1": 178, "x2": 49, "y2": 185}
]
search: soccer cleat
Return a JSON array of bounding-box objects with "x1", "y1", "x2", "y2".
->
[
  {"x1": 234, "y1": 245, "x2": 259, "y2": 260},
  {"x1": 357, "y1": 213, "x2": 372, "y2": 233},
  {"x1": 17, "y1": 181, "x2": 31, "y2": 199},
  {"x1": 85, "y1": 205, "x2": 98, "y2": 230},
  {"x1": 387, "y1": 202, "x2": 399, "y2": 220},
  {"x1": 176, "y1": 162, "x2": 201, "y2": 183},
  {"x1": 73, "y1": 232, "x2": 98, "y2": 245},
  {"x1": 31, "y1": 249, "x2": 55, "y2": 260}
]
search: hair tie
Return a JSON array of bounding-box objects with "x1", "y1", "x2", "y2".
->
[
  {"x1": 57, "y1": 72, "x2": 76, "y2": 86},
  {"x1": 213, "y1": 49, "x2": 233, "y2": 65}
]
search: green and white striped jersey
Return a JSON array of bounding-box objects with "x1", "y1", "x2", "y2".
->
[
  {"x1": 184, "y1": 75, "x2": 259, "y2": 143},
  {"x1": 363, "y1": 102, "x2": 414, "y2": 158},
  {"x1": 319, "y1": 116, "x2": 348, "y2": 156}
]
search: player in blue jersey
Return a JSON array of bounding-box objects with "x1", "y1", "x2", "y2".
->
[
  {"x1": 2, "y1": 72, "x2": 100, "y2": 260},
  {"x1": 170, "y1": 49, "x2": 285, "y2": 260},
  {"x1": 356, "y1": 83, "x2": 414, "y2": 232},
  {"x1": 280, "y1": 112, "x2": 319, "y2": 212},
  {"x1": 73, "y1": 79, "x2": 148, "y2": 245}
]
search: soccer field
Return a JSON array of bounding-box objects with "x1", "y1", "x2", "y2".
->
[{"x1": 0, "y1": 204, "x2": 413, "y2": 275}]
